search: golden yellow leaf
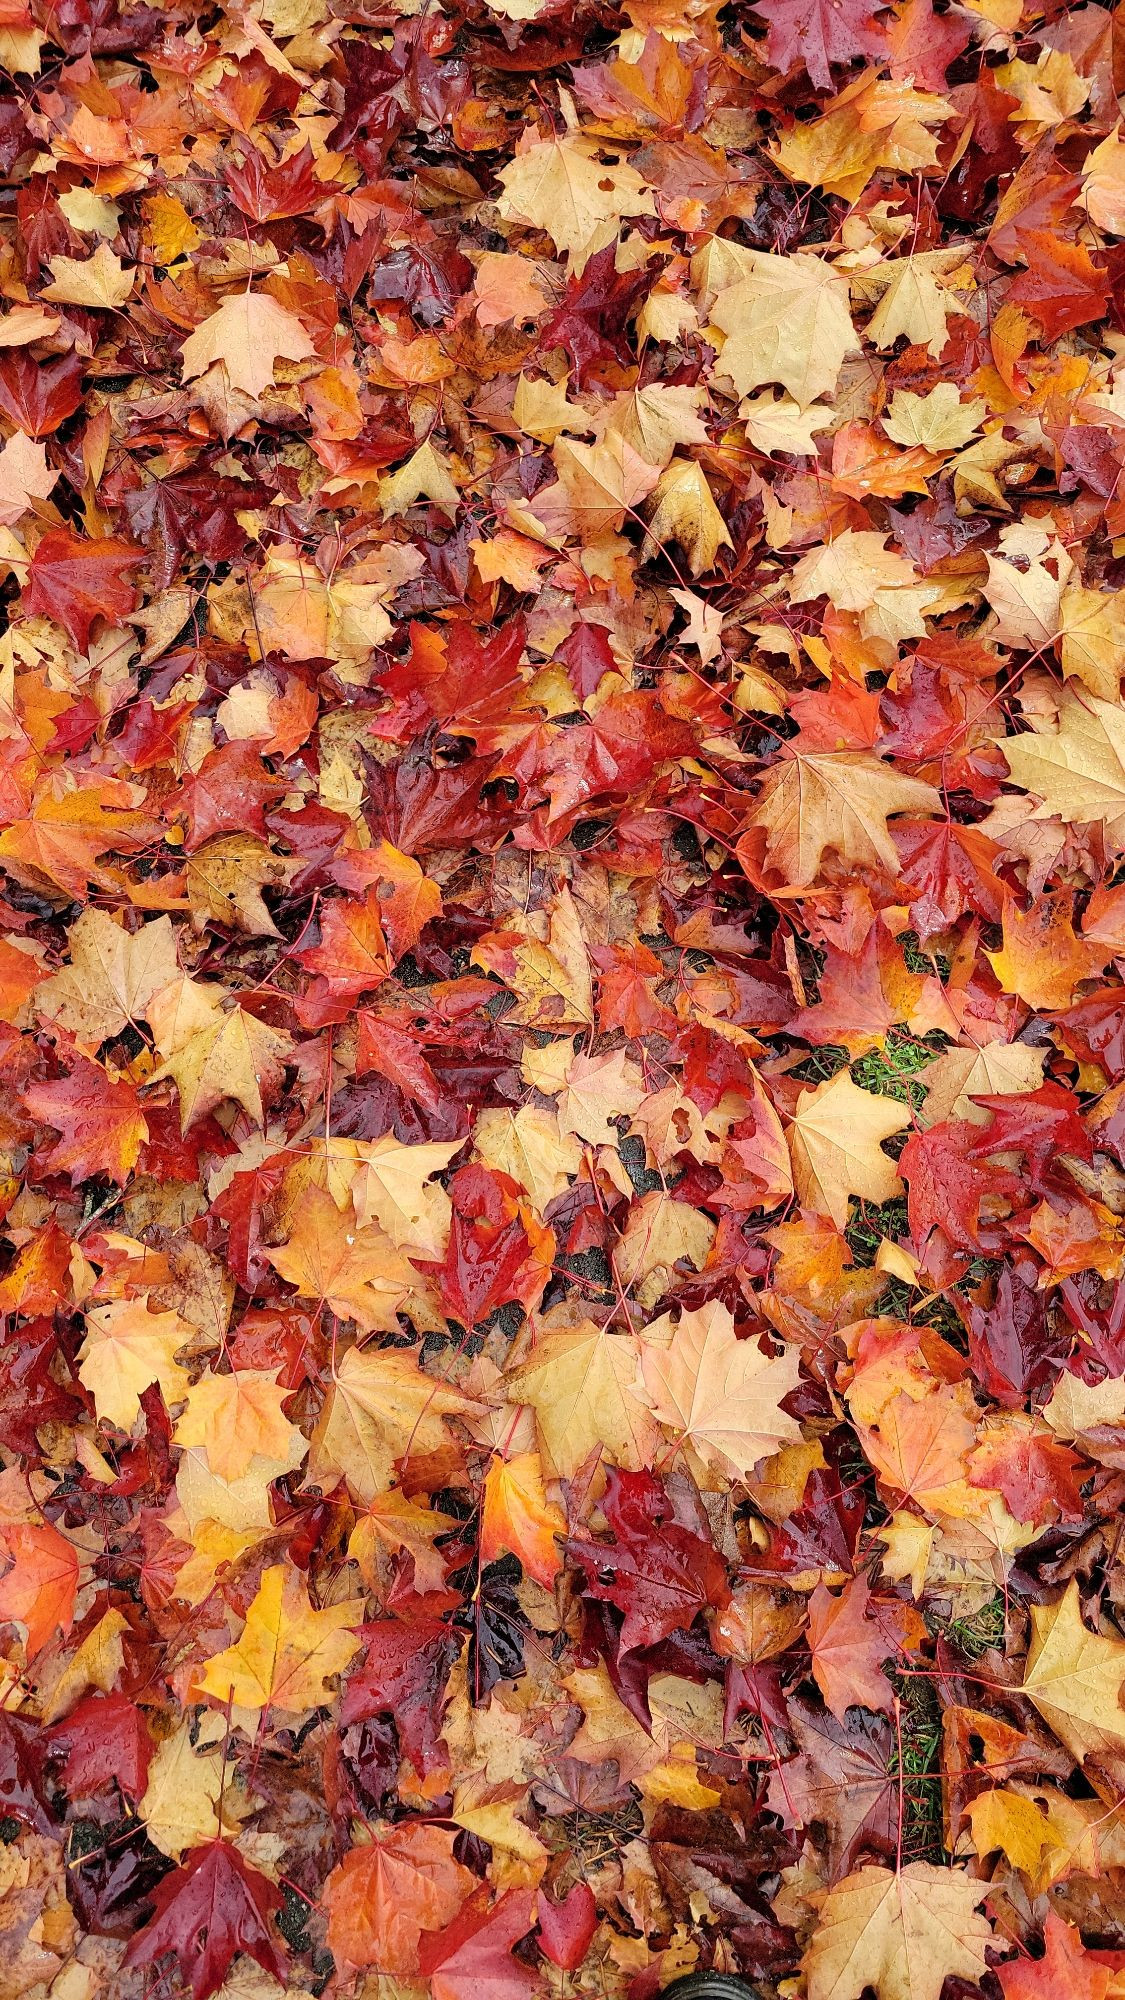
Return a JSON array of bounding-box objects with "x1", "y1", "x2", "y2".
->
[
  {"x1": 78, "y1": 1299, "x2": 192, "y2": 1428},
  {"x1": 140, "y1": 1720, "x2": 251, "y2": 1859},
  {"x1": 180, "y1": 292, "x2": 315, "y2": 399},
  {"x1": 642, "y1": 459, "x2": 732, "y2": 577},
  {"x1": 639, "y1": 1300, "x2": 801, "y2": 1482},
  {"x1": 37, "y1": 908, "x2": 179, "y2": 1044},
  {"x1": 185, "y1": 834, "x2": 292, "y2": 938},
  {"x1": 349, "y1": 1136, "x2": 460, "y2": 1256},
  {"x1": 266, "y1": 1185, "x2": 415, "y2": 1331},
  {"x1": 1058, "y1": 583, "x2": 1125, "y2": 701},
  {"x1": 803, "y1": 1863, "x2": 991, "y2": 2000},
  {"x1": 506, "y1": 1320, "x2": 661, "y2": 1477},
  {"x1": 999, "y1": 688, "x2": 1125, "y2": 839},
  {"x1": 739, "y1": 747, "x2": 941, "y2": 888},
  {"x1": 495, "y1": 136, "x2": 654, "y2": 262},
  {"x1": 710, "y1": 250, "x2": 859, "y2": 407},
  {"x1": 882, "y1": 384, "x2": 985, "y2": 451},
  {"x1": 144, "y1": 191, "x2": 203, "y2": 263},
  {"x1": 789, "y1": 1071, "x2": 911, "y2": 1230},
  {"x1": 308, "y1": 1343, "x2": 474, "y2": 1504},
  {"x1": 967, "y1": 1782, "x2": 1125, "y2": 1892},
  {"x1": 148, "y1": 976, "x2": 293, "y2": 1130},
  {"x1": 1022, "y1": 1579, "x2": 1125, "y2": 1765},
  {"x1": 173, "y1": 1369, "x2": 305, "y2": 1485},
  {"x1": 473, "y1": 1104, "x2": 581, "y2": 1214},
  {"x1": 380, "y1": 441, "x2": 460, "y2": 521},
  {"x1": 42, "y1": 243, "x2": 134, "y2": 309},
  {"x1": 193, "y1": 1565, "x2": 362, "y2": 1714}
]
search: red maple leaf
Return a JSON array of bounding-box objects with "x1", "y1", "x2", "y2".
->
[
  {"x1": 124, "y1": 1840, "x2": 287, "y2": 2000},
  {"x1": 24, "y1": 529, "x2": 143, "y2": 650}
]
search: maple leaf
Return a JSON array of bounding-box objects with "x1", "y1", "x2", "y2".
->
[
  {"x1": 147, "y1": 978, "x2": 293, "y2": 1130},
  {"x1": 124, "y1": 1840, "x2": 287, "y2": 2000},
  {"x1": 495, "y1": 135, "x2": 654, "y2": 262},
  {"x1": 480, "y1": 1451, "x2": 566, "y2": 1587},
  {"x1": 0, "y1": 431, "x2": 57, "y2": 526},
  {"x1": 803, "y1": 1863, "x2": 992, "y2": 2000},
  {"x1": 193, "y1": 1564, "x2": 362, "y2": 1714},
  {"x1": 777, "y1": 1698, "x2": 898, "y2": 1878},
  {"x1": 566, "y1": 1466, "x2": 730, "y2": 1650},
  {"x1": 37, "y1": 909, "x2": 178, "y2": 1043},
  {"x1": 308, "y1": 1341, "x2": 474, "y2": 1504},
  {"x1": 642, "y1": 459, "x2": 732, "y2": 576},
  {"x1": 417, "y1": 1886, "x2": 538, "y2": 2000},
  {"x1": 180, "y1": 292, "x2": 316, "y2": 398},
  {"x1": 140, "y1": 1721, "x2": 251, "y2": 1860},
  {"x1": 737, "y1": 748, "x2": 941, "y2": 890},
  {"x1": 998, "y1": 1909, "x2": 1112, "y2": 2000},
  {"x1": 999, "y1": 689, "x2": 1125, "y2": 839},
  {"x1": 24, "y1": 1057, "x2": 148, "y2": 1188},
  {"x1": 23, "y1": 528, "x2": 143, "y2": 650},
  {"x1": 506, "y1": 1321, "x2": 661, "y2": 1478},
  {"x1": 710, "y1": 249, "x2": 860, "y2": 406},
  {"x1": 42, "y1": 242, "x2": 134, "y2": 309},
  {"x1": 324, "y1": 1823, "x2": 475, "y2": 1975},
  {"x1": 806, "y1": 1574, "x2": 914, "y2": 1722},
  {"x1": 0, "y1": 1521, "x2": 78, "y2": 1658},
  {"x1": 758, "y1": 0, "x2": 884, "y2": 91},
  {"x1": 638, "y1": 1299, "x2": 801, "y2": 1480},
  {"x1": 173, "y1": 1369, "x2": 304, "y2": 1484},
  {"x1": 789, "y1": 1071, "x2": 912, "y2": 1230},
  {"x1": 78, "y1": 1299, "x2": 192, "y2": 1428},
  {"x1": 266, "y1": 1185, "x2": 415, "y2": 1332},
  {"x1": 1021, "y1": 1580, "x2": 1125, "y2": 1767}
]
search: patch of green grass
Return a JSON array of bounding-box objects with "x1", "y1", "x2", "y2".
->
[
  {"x1": 942, "y1": 1593, "x2": 1007, "y2": 1662},
  {"x1": 889, "y1": 1669, "x2": 944, "y2": 1864},
  {"x1": 902, "y1": 931, "x2": 952, "y2": 982},
  {"x1": 852, "y1": 1030, "x2": 945, "y2": 1110},
  {"x1": 790, "y1": 1043, "x2": 850, "y2": 1086},
  {"x1": 846, "y1": 1196, "x2": 910, "y2": 1268}
]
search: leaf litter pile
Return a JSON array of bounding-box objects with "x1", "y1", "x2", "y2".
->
[{"x1": 11, "y1": 1, "x2": 1125, "y2": 1998}]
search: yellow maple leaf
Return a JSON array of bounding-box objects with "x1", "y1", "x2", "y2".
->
[
  {"x1": 266, "y1": 1185, "x2": 415, "y2": 1331},
  {"x1": 308, "y1": 1342, "x2": 474, "y2": 1504},
  {"x1": 180, "y1": 292, "x2": 315, "y2": 400},
  {"x1": 1022, "y1": 1580, "x2": 1125, "y2": 1766},
  {"x1": 803, "y1": 1863, "x2": 991, "y2": 2000},
  {"x1": 506, "y1": 1320, "x2": 661, "y2": 1477},
  {"x1": 639, "y1": 1300, "x2": 801, "y2": 1482},
  {"x1": 349, "y1": 1136, "x2": 460, "y2": 1255},
  {"x1": 999, "y1": 688, "x2": 1125, "y2": 841},
  {"x1": 78, "y1": 1298, "x2": 193, "y2": 1428},
  {"x1": 738, "y1": 748, "x2": 941, "y2": 889},
  {"x1": 173, "y1": 1369, "x2": 305, "y2": 1485},
  {"x1": 642, "y1": 459, "x2": 732, "y2": 577},
  {"x1": 495, "y1": 135, "x2": 654, "y2": 262},
  {"x1": 193, "y1": 1564, "x2": 362, "y2": 1715},
  {"x1": 42, "y1": 243, "x2": 134, "y2": 309},
  {"x1": 38, "y1": 908, "x2": 179, "y2": 1044},
  {"x1": 148, "y1": 976, "x2": 293, "y2": 1130},
  {"x1": 709, "y1": 249, "x2": 859, "y2": 407},
  {"x1": 789, "y1": 1071, "x2": 911, "y2": 1230}
]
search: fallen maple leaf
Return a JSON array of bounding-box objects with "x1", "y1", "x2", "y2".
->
[
  {"x1": 638, "y1": 1299, "x2": 801, "y2": 1480},
  {"x1": 124, "y1": 1840, "x2": 287, "y2": 2000},
  {"x1": 789, "y1": 1071, "x2": 912, "y2": 1230},
  {"x1": 324, "y1": 1823, "x2": 475, "y2": 1975},
  {"x1": 193, "y1": 1564, "x2": 362, "y2": 1714},
  {"x1": 180, "y1": 292, "x2": 316, "y2": 399},
  {"x1": 803, "y1": 1862, "x2": 993, "y2": 2000}
]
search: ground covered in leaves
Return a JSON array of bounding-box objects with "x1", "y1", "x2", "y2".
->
[{"x1": 6, "y1": 0, "x2": 1125, "y2": 1997}]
